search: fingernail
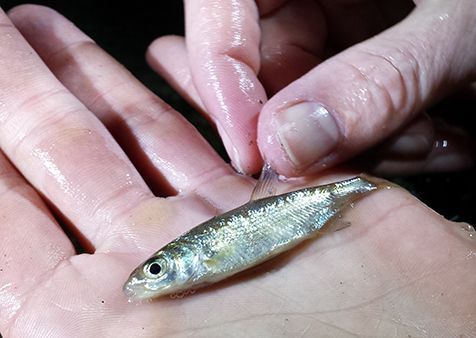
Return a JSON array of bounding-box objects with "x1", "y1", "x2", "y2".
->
[{"x1": 275, "y1": 102, "x2": 340, "y2": 170}]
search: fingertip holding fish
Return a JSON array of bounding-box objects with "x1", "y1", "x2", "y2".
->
[{"x1": 124, "y1": 169, "x2": 385, "y2": 301}]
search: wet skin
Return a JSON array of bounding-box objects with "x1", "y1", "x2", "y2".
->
[{"x1": 0, "y1": 5, "x2": 475, "y2": 337}]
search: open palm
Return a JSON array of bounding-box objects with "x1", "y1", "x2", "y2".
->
[{"x1": 0, "y1": 5, "x2": 474, "y2": 337}]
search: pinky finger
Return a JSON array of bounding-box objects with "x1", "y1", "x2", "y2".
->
[{"x1": 0, "y1": 152, "x2": 74, "y2": 332}]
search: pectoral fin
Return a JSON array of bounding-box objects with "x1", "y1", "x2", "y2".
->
[{"x1": 250, "y1": 162, "x2": 279, "y2": 201}]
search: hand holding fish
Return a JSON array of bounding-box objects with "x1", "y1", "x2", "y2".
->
[
  {"x1": 150, "y1": 0, "x2": 475, "y2": 176},
  {"x1": 0, "y1": 5, "x2": 475, "y2": 338}
]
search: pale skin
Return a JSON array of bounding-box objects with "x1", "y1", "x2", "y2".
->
[
  {"x1": 0, "y1": 5, "x2": 475, "y2": 337},
  {"x1": 151, "y1": 0, "x2": 476, "y2": 176}
]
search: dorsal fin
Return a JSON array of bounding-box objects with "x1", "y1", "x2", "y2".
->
[{"x1": 250, "y1": 163, "x2": 279, "y2": 201}]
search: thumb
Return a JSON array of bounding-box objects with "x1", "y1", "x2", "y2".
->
[{"x1": 258, "y1": 1, "x2": 476, "y2": 176}]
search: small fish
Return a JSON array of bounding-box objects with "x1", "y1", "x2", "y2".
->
[{"x1": 123, "y1": 168, "x2": 382, "y2": 301}]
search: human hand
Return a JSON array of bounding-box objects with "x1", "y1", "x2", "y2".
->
[
  {"x1": 1, "y1": 5, "x2": 475, "y2": 337},
  {"x1": 148, "y1": 0, "x2": 475, "y2": 176}
]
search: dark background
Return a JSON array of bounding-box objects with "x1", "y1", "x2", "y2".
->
[{"x1": 1, "y1": 0, "x2": 475, "y2": 226}]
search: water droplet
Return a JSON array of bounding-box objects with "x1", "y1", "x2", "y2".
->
[
  {"x1": 438, "y1": 13, "x2": 449, "y2": 21},
  {"x1": 466, "y1": 251, "x2": 476, "y2": 260},
  {"x1": 460, "y1": 223, "x2": 475, "y2": 239}
]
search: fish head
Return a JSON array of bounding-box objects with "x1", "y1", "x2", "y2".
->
[{"x1": 123, "y1": 243, "x2": 200, "y2": 301}]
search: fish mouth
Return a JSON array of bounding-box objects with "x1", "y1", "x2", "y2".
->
[
  {"x1": 123, "y1": 275, "x2": 172, "y2": 302},
  {"x1": 122, "y1": 280, "x2": 139, "y2": 301},
  {"x1": 123, "y1": 285, "x2": 156, "y2": 303},
  {"x1": 123, "y1": 276, "x2": 152, "y2": 302}
]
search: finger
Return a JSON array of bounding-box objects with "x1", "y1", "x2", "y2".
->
[
  {"x1": 185, "y1": 0, "x2": 266, "y2": 174},
  {"x1": 147, "y1": 35, "x2": 206, "y2": 114},
  {"x1": 365, "y1": 119, "x2": 474, "y2": 175},
  {"x1": 10, "y1": 5, "x2": 233, "y2": 197},
  {"x1": 258, "y1": 0, "x2": 324, "y2": 95},
  {"x1": 0, "y1": 151, "x2": 74, "y2": 331},
  {"x1": 258, "y1": 1, "x2": 476, "y2": 176},
  {"x1": 1, "y1": 7, "x2": 153, "y2": 249},
  {"x1": 374, "y1": 113, "x2": 435, "y2": 158},
  {"x1": 147, "y1": 31, "x2": 321, "y2": 139}
]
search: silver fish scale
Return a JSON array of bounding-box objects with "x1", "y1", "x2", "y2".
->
[
  {"x1": 174, "y1": 177, "x2": 376, "y2": 282},
  {"x1": 123, "y1": 176, "x2": 380, "y2": 299}
]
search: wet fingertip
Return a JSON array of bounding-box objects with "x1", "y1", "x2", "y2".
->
[
  {"x1": 147, "y1": 35, "x2": 183, "y2": 55},
  {"x1": 372, "y1": 114, "x2": 435, "y2": 158},
  {"x1": 376, "y1": 133, "x2": 434, "y2": 158},
  {"x1": 230, "y1": 153, "x2": 263, "y2": 176},
  {"x1": 363, "y1": 133, "x2": 475, "y2": 176},
  {"x1": 215, "y1": 123, "x2": 262, "y2": 175}
]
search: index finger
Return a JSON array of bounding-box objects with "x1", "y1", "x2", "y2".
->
[{"x1": 185, "y1": 0, "x2": 266, "y2": 174}]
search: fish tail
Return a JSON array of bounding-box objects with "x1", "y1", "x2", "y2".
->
[
  {"x1": 331, "y1": 175, "x2": 379, "y2": 196},
  {"x1": 309, "y1": 175, "x2": 384, "y2": 232},
  {"x1": 357, "y1": 174, "x2": 397, "y2": 191}
]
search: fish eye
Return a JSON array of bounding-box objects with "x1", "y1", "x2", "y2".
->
[
  {"x1": 144, "y1": 259, "x2": 166, "y2": 279},
  {"x1": 148, "y1": 263, "x2": 161, "y2": 275}
]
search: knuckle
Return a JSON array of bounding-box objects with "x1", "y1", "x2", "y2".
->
[
  {"x1": 358, "y1": 42, "x2": 424, "y2": 111},
  {"x1": 334, "y1": 43, "x2": 424, "y2": 138},
  {"x1": 4, "y1": 89, "x2": 79, "y2": 155}
]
